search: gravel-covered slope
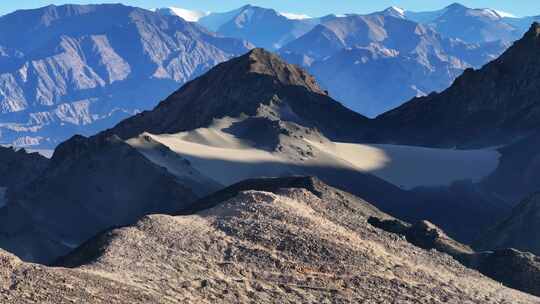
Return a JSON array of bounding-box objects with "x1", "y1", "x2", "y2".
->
[{"x1": 40, "y1": 183, "x2": 538, "y2": 303}]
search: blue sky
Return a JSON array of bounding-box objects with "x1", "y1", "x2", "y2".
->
[{"x1": 1, "y1": 1, "x2": 539, "y2": 17}]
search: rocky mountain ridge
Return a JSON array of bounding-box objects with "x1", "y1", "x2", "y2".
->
[{"x1": 3, "y1": 177, "x2": 534, "y2": 303}]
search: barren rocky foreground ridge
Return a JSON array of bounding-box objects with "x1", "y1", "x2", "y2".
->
[{"x1": 1, "y1": 178, "x2": 538, "y2": 303}]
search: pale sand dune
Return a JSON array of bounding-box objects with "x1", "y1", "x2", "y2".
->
[
  {"x1": 310, "y1": 140, "x2": 500, "y2": 189},
  {"x1": 136, "y1": 119, "x2": 500, "y2": 190},
  {"x1": 146, "y1": 132, "x2": 292, "y2": 185}
]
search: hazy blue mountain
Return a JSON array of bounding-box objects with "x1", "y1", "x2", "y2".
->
[
  {"x1": 0, "y1": 4, "x2": 252, "y2": 148},
  {"x1": 367, "y1": 23, "x2": 540, "y2": 148},
  {"x1": 423, "y1": 3, "x2": 520, "y2": 44},
  {"x1": 280, "y1": 13, "x2": 508, "y2": 116},
  {"x1": 504, "y1": 15, "x2": 540, "y2": 34},
  {"x1": 198, "y1": 5, "x2": 319, "y2": 50}
]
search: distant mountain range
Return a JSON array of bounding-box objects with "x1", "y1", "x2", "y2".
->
[
  {"x1": 1, "y1": 7, "x2": 540, "y2": 300},
  {"x1": 0, "y1": 3, "x2": 537, "y2": 148},
  {"x1": 0, "y1": 4, "x2": 252, "y2": 148},
  {"x1": 156, "y1": 2, "x2": 540, "y2": 117},
  {"x1": 367, "y1": 22, "x2": 540, "y2": 148},
  {"x1": 280, "y1": 13, "x2": 507, "y2": 116}
]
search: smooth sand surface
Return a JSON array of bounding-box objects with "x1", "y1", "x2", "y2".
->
[
  {"x1": 320, "y1": 141, "x2": 500, "y2": 189},
  {"x1": 133, "y1": 118, "x2": 500, "y2": 189}
]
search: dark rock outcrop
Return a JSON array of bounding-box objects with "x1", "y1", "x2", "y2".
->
[
  {"x1": 1, "y1": 133, "x2": 202, "y2": 264},
  {"x1": 0, "y1": 146, "x2": 49, "y2": 191},
  {"x1": 370, "y1": 217, "x2": 540, "y2": 296},
  {"x1": 469, "y1": 249, "x2": 540, "y2": 297}
]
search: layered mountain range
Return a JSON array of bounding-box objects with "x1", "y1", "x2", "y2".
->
[
  {"x1": 0, "y1": 4, "x2": 251, "y2": 148},
  {"x1": 1, "y1": 3, "x2": 540, "y2": 302},
  {"x1": 175, "y1": 3, "x2": 512, "y2": 117},
  {"x1": 0, "y1": 3, "x2": 536, "y2": 150},
  {"x1": 368, "y1": 22, "x2": 540, "y2": 148},
  {"x1": 0, "y1": 37, "x2": 534, "y2": 264},
  {"x1": 158, "y1": 3, "x2": 539, "y2": 117},
  {"x1": 280, "y1": 12, "x2": 508, "y2": 116}
]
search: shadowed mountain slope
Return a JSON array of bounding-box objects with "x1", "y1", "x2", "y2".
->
[
  {"x1": 369, "y1": 22, "x2": 540, "y2": 148},
  {"x1": 475, "y1": 193, "x2": 540, "y2": 256},
  {"x1": 107, "y1": 48, "x2": 368, "y2": 142},
  {"x1": 0, "y1": 133, "x2": 218, "y2": 264},
  {"x1": 482, "y1": 131, "x2": 540, "y2": 202}
]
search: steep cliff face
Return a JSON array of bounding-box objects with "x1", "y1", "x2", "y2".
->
[{"x1": 0, "y1": 4, "x2": 252, "y2": 148}]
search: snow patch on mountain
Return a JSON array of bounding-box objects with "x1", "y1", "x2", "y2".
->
[
  {"x1": 389, "y1": 6, "x2": 406, "y2": 16},
  {"x1": 154, "y1": 7, "x2": 210, "y2": 22},
  {"x1": 492, "y1": 9, "x2": 517, "y2": 18},
  {"x1": 467, "y1": 8, "x2": 517, "y2": 20},
  {"x1": 279, "y1": 12, "x2": 311, "y2": 20}
]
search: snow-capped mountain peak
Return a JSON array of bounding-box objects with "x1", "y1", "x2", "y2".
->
[
  {"x1": 383, "y1": 6, "x2": 406, "y2": 18},
  {"x1": 153, "y1": 7, "x2": 210, "y2": 22},
  {"x1": 390, "y1": 6, "x2": 406, "y2": 15},
  {"x1": 492, "y1": 9, "x2": 517, "y2": 18}
]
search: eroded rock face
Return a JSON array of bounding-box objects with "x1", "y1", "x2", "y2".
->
[{"x1": 0, "y1": 4, "x2": 252, "y2": 148}]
